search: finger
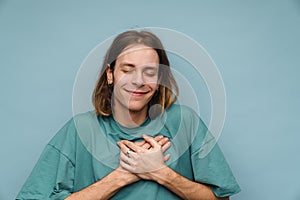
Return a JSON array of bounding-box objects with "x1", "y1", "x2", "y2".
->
[
  {"x1": 140, "y1": 135, "x2": 164, "y2": 150},
  {"x1": 120, "y1": 150, "x2": 138, "y2": 163},
  {"x1": 120, "y1": 151, "x2": 131, "y2": 164},
  {"x1": 157, "y1": 137, "x2": 169, "y2": 146},
  {"x1": 119, "y1": 159, "x2": 134, "y2": 173},
  {"x1": 161, "y1": 141, "x2": 171, "y2": 152},
  {"x1": 141, "y1": 135, "x2": 161, "y2": 149},
  {"x1": 145, "y1": 136, "x2": 166, "y2": 150},
  {"x1": 117, "y1": 141, "x2": 127, "y2": 152},
  {"x1": 118, "y1": 141, "x2": 138, "y2": 159},
  {"x1": 135, "y1": 140, "x2": 146, "y2": 147},
  {"x1": 117, "y1": 141, "x2": 131, "y2": 154},
  {"x1": 122, "y1": 140, "x2": 144, "y2": 153},
  {"x1": 142, "y1": 134, "x2": 160, "y2": 149},
  {"x1": 164, "y1": 154, "x2": 171, "y2": 162},
  {"x1": 141, "y1": 142, "x2": 151, "y2": 149},
  {"x1": 154, "y1": 135, "x2": 164, "y2": 141},
  {"x1": 120, "y1": 145, "x2": 138, "y2": 160},
  {"x1": 118, "y1": 140, "x2": 134, "y2": 153},
  {"x1": 140, "y1": 135, "x2": 166, "y2": 150}
]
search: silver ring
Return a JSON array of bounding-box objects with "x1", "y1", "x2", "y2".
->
[{"x1": 126, "y1": 150, "x2": 131, "y2": 157}]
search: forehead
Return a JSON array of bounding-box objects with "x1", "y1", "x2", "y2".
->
[{"x1": 116, "y1": 44, "x2": 159, "y2": 67}]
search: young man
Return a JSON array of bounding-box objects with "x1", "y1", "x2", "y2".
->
[{"x1": 17, "y1": 30, "x2": 240, "y2": 199}]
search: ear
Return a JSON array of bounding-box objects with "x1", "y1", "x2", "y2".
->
[{"x1": 106, "y1": 64, "x2": 113, "y2": 84}]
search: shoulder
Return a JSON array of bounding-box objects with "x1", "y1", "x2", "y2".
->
[
  {"x1": 166, "y1": 103, "x2": 198, "y2": 114},
  {"x1": 165, "y1": 104, "x2": 208, "y2": 140},
  {"x1": 165, "y1": 104, "x2": 200, "y2": 121},
  {"x1": 73, "y1": 110, "x2": 98, "y2": 123},
  {"x1": 48, "y1": 110, "x2": 97, "y2": 148},
  {"x1": 164, "y1": 104, "x2": 204, "y2": 131},
  {"x1": 72, "y1": 110, "x2": 104, "y2": 135}
]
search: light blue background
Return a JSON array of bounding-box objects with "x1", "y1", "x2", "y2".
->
[{"x1": 1, "y1": 1, "x2": 300, "y2": 199}]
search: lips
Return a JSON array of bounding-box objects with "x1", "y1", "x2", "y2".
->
[{"x1": 124, "y1": 89, "x2": 150, "y2": 96}]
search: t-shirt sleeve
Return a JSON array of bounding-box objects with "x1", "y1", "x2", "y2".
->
[
  {"x1": 191, "y1": 119, "x2": 241, "y2": 198},
  {"x1": 16, "y1": 119, "x2": 76, "y2": 200}
]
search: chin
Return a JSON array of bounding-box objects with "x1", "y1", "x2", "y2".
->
[
  {"x1": 127, "y1": 103, "x2": 148, "y2": 113},
  {"x1": 128, "y1": 106, "x2": 146, "y2": 113}
]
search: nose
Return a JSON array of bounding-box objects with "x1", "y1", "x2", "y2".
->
[{"x1": 132, "y1": 72, "x2": 145, "y2": 87}]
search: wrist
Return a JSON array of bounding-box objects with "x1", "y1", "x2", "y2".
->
[
  {"x1": 149, "y1": 165, "x2": 173, "y2": 185},
  {"x1": 115, "y1": 168, "x2": 139, "y2": 185}
]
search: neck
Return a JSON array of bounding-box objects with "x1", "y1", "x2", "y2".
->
[{"x1": 112, "y1": 106, "x2": 148, "y2": 127}]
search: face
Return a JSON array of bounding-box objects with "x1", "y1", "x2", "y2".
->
[{"x1": 107, "y1": 44, "x2": 159, "y2": 115}]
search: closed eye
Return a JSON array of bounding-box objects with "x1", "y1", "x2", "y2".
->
[
  {"x1": 121, "y1": 65, "x2": 135, "y2": 73},
  {"x1": 144, "y1": 67, "x2": 158, "y2": 77},
  {"x1": 122, "y1": 68, "x2": 134, "y2": 73}
]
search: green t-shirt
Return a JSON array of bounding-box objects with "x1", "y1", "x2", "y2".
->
[{"x1": 16, "y1": 104, "x2": 240, "y2": 199}]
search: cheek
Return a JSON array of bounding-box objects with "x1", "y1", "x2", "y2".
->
[
  {"x1": 144, "y1": 75, "x2": 159, "y2": 85},
  {"x1": 148, "y1": 83, "x2": 159, "y2": 91},
  {"x1": 144, "y1": 77, "x2": 159, "y2": 91},
  {"x1": 113, "y1": 73, "x2": 130, "y2": 86}
]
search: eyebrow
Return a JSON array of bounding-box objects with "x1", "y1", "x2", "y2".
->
[
  {"x1": 143, "y1": 66, "x2": 158, "y2": 71},
  {"x1": 119, "y1": 62, "x2": 135, "y2": 68},
  {"x1": 119, "y1": 62, "x2": 158, "y2": 69}
]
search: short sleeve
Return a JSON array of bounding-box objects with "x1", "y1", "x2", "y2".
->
[
  {"x1": 16, "y1": 119, "x2": 76, "y2": 200},
  {"x1": 191, "y1": 120, "x2": 241, "y2": 197}
]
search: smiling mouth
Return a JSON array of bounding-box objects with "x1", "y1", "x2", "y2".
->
[{"x1": 124, "y1": 89, "x2": 150, "y2": 96}]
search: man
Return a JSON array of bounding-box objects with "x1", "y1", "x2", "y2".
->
[{"x1": 17, "y1": 30, "x2": 240, "y2": 199}]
